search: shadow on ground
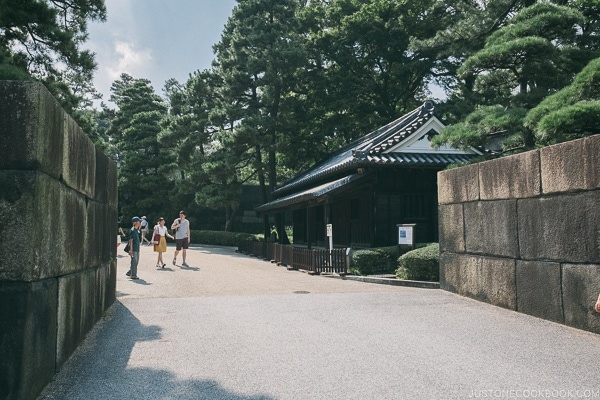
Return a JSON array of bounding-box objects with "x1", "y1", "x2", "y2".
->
[{"x1": 38, "y1": 301, "x2": 274, "y2": 400}]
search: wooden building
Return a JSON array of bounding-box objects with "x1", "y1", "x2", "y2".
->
[{"x1": 256, "y1": 101, "x2": 480, "y2": 248}]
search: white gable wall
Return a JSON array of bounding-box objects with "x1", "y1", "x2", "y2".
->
[{"x1": 383, "y1": 116, "x2": 480, "y2": 155}]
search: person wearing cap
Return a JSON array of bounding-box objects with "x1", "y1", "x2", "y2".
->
[
  {"x1": 140, "y1": 216, "x2": 151, "y2": 246},
  {"x1": 171, "y1": 210, "x2": 190, "y2": 267},
  {"x1": 126, "y1": 216, "x2": 142, "y2": 279}
]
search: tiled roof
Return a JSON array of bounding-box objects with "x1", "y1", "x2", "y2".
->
[{"x1": 273, "y1": 101, "x2": 474, "y2": 198}]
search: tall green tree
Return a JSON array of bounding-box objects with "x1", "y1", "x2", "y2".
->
[
  {"x1": 0, "y1": 0, "x2": 106, "y2": 128},
  {"x1": 307, "y1": 0, "x2": 445, "y2": 118},
  {"x1": 107, "y1": 73, "x2": 171, "y2": 220},
  {"x1": 161, "y1": 70, "x2": 249, "y2": 231},
  {"x1": 212, "y1": 0, "x2": 309, "y2": 237}
]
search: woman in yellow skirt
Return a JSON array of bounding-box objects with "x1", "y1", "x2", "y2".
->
[{"x1": 153, "y1": 217, "x2": 174, "y2": 268}]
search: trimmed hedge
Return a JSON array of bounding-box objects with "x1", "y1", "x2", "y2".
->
[
  {"x1": 395, "y1": 243, "x2": 440, "y2": 282},
  {"x1": 349, "y1": 246, "x2": 401, "y2": 275}
]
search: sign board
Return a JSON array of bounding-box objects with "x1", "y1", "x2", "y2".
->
[
  {"x1": 326, "y1": 224, "x2": 333, "y2": 237},
  {"x1": 397, "y1": 224, "x2": 416, "y2": 246}
]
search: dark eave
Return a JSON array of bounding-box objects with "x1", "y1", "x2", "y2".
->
[{"x1": 256, "y1": 173, "x2": 368, "y2": 214}]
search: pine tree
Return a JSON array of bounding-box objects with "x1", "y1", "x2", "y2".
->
[
  {"x1": 212, "y1": 0, "x2": 308, "y2": 237},
  {"x1": 106, "y1": 73, "x2": 172, "y2": 220}
]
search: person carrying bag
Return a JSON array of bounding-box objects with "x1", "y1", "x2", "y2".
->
[{"x1": 153, "y1": 217, "x2": 174, "y2": 268}]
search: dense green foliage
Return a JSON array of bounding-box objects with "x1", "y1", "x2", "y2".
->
[{"x1": 396, "y1": 243, "x2": 440, "y2": 282}]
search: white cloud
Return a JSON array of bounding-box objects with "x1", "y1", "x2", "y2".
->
[
  {"x1": 106, "y1": 41, "x2": 154, "y2": 82},
  {"x1": 87, "y1": 0, "x2": 237, "y2": 106}
]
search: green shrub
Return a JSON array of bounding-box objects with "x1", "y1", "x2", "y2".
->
[
  {"x1": 349, "y1": 246, "x2": 401, "y2": 275},
  {"x1": 396, "y1": 243, "x2": 440, "y2": 282},
  {"x1": 188, "y1": 230, "x2": 257, "y2": 246}
]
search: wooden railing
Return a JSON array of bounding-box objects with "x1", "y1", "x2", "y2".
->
[{"x1": 237, "y1": 241, "x2": 349, "y2": 275}]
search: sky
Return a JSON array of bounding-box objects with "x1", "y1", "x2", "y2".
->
[{"x1": 86, "y1": 0, "x2": 237, "y2": 107}]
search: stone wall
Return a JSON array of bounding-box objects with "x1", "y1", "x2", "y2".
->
[
  {"x1": 438, "y1": 135, "x2": 600, "y2": 334},
  {"x1": 0, "y1": 81, "x2": 117, "y2": 400}
]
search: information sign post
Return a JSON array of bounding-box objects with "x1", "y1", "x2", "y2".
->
[{"x1": 397, "y1": 224, "x2": 416, "y2": 250}]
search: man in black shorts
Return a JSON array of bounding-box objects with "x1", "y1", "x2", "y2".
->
[{"x1": 171, "y1": 210, "x2": 190, "y2": 267}]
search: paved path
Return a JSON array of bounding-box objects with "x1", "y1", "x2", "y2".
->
[{"x1": 39, "y1": 245, "x2": 600, "y2": 399}]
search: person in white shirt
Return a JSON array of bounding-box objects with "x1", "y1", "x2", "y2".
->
[
  {"x1": 152, "y1": 217, "x2": 174, "y2": 268},
  {"x1": 171, "y1": 210, "x2": 191, "y2": 267}
]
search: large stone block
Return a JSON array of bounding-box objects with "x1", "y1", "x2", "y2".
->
[
  {"x1": 562, "y1": 264, "x2": 600, "y2": 334},
  {"x1": 0, "y1": 280, "x2": 57, "y2": 400},
  {"x1": 60, "y1": 186, "x2": 88, "y2": 276},
  {"x1": 518, "y1": 191, "x2": 600, "y2": 263},
  {"x1": 0, "y1": 170, "x2": 91, "y2": 281},
  {"x1": 62, "y1": 116, "x2": 96, "y2": 199},
  {"x1": 440, "y1": 253, "x2": 516, "y2": 309},
  {"x1": 56, "y1": 268, "x2": 97, "y2": 367},
  {"x1": 479, "y1": 150, "x2": 541, "y2": 200},
  {"x1": 438, "y1": 204, "x2": 465, "y2": 253},
  {"x1": 540, "y1": 134, "x2": 600, "y2": 194},
  {"x1": 437, "y1": 164, "x2": 479, "y2": 205},
  {"x1": 439, "y1": 252, "x2": 464, "y2": 294},
  {"x1": 0, "y1": 81, "x2": 114, "y2": 200},
  {"x1": 464, "y1": 200, "x2": 519, "y2": 258},
  {"x1": 0, "y1": 171, "x2": 62, "y2": 281},
  {"x1": 516, "y1": 260, "x2": 563, "y2": 323},
  {"x1": 0, "y1": 82, "x2": 65, "y2": 180},
  {"x1": 0, "y1": 171, "x2": 38, "y2": 280}
]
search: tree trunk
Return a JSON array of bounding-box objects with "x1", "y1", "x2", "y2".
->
[
  {"x1": 254, "y1": 145, "x2": 271, "y2": 239},
  {"x1": 268, "y1": 82, "x2": 281, "y2": 194},
  {"x1": 224, "y1": 205, "x2": 238, "y2": 232}
]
